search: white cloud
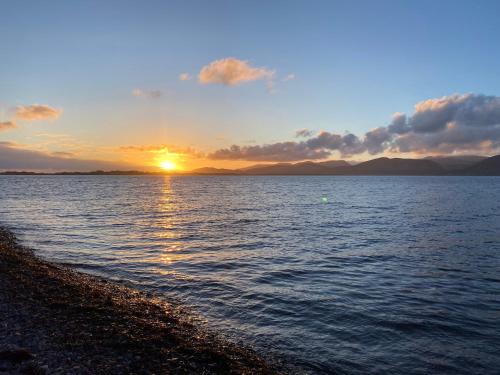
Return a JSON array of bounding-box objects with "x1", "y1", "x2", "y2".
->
[{"x1": 198, "y1": 58, "x2": 274, "y2": 86}]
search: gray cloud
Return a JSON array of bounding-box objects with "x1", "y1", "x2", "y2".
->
[
  {"x1": 0, "y1": 142, "x2": 139, "y2": 172},
  {"x1": 295, "y1": 128, "x2": 313, "y2": 138},
  {"x1": 208, "y1": 131, "x2": 368, "y2": 161},
  {"x1": 391, "y1": 94, "x2": 500, "y2": 134},
  {"x1": 385, "y1": 94, "x2": 500, "y2": 154},
  {"x1": 336, "y1": 133, "x2": 366, "y2": 156},
  {"x1": 364, "y1": 127, "x2": 392, "y2": 154},
  {"x1": 302, "y1": 131, "x2": 366, "y2": 156},
  {"x1": 387, "y1": 112, "x2": 410, "y2": 134},
  {"x1": 393, "y1": 123, "x2": 500, "y2": 154}
]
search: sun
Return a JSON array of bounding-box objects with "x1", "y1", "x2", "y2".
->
[{"x1": 159, "y1": 160, "x2": 177, "y2": 171}]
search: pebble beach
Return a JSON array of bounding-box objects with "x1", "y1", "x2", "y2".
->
[{"x1": 0, "y1": 227, "x2": 282, "y2": 375}]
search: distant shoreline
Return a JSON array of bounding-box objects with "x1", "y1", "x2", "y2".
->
[{"x1": 0, "y1": 227, "x2": 282, "y2": 374}]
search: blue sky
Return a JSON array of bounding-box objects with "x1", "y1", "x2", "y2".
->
[{"x1": 2, "y1": 0, "x2": 500, "y2": 170}]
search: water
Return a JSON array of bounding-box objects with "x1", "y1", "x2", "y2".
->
[{"x1": 1, "y1": 175, "x2": 499, "y2": 374}]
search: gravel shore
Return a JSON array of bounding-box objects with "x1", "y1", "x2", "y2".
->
[{"x1": 0, "y1": 227, "x2": 283, "y2": 375}]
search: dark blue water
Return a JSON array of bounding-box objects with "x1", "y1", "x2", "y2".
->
[{"x1": 1, "y1": 175, "x2": 499, "y2": 374}]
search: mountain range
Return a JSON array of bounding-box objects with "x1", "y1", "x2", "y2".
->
[{"x1": 189, "y1": 155, "x2": 500, "y2": 176}]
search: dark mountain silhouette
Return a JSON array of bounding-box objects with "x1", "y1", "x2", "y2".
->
[
  {"x1": 425, "y1": 155, "x2": 487, "y2": 171},
  {"x1": 190, "y1": 167, "x2": 241, "y2": 175},
  {"x1": 239, "y1": 160, "x2": 350, "y2": 173},
  {"x1": 336, "y1": 157, "x2": 445, "y2": 175},
  {"x1": 457, "y1": 155, "x2": 500, "y2": 175},
  {"x1": 214, "y1": 158, "x2": 445, "y2": 175},
  {"x1": 240, "y1": 161, "x2": 338, "y2": 175},
  {"x1": 317, "y1": 160, "x2": 351, "y2": 168},
  {"x1": 238, "y1": 163, "x2": 278, "y2": 171}
]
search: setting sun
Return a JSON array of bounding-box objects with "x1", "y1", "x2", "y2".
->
[{"x1": 159, "y1": 160, "x2": 177, "y2": 171}]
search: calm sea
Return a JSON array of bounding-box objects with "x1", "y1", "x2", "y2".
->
[{"x1": 1, "y1": 176, "x2": 499, "y2": 374}]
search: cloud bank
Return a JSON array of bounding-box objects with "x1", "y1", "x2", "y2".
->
[
  {"x1": 209, "y1": 142, "x2": 330, "y2": 162},
  {"x1": 14, "y1": 105, "x2": 62, "y2": 121},
  {"x1": 389, "y1": 94, "x2": 500, "y2": 154},
  {"x1": 0, "y1": 142, "x2": 138, "y2": 172},
  {"x1": 209, "y1": 93, "x2": 500, "y2": 161},
  {"x1": 198, "y1": 58, "x2": 274, "y2": 86}
]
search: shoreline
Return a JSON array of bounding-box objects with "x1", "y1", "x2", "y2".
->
[{"x1": 0, "y1": 227, "x2": 283, "y2": 374}]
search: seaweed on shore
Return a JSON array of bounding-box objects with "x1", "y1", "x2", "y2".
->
[{"x1": 0, "y1": 227, "x2": 285, "y2": 375}]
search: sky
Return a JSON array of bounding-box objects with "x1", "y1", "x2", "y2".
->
[{"x1": 2, "y1": 0, "x2": 500, "y2": 171}]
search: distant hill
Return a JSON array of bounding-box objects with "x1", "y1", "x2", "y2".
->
[
  {"x1": 338, "y1": 157, "x2": 445, "y2": 175},
  {"x1": 192, "y1": 158, "x2": 446, "y2": 175},
  {"x1": 317, "y1": 160, "x2": 351, "y2": 168},
  {"x1": 240, "y1": 161, "x2": 340, "y2": 175},
  {"x1": 190, "y1": 167, "x2": 241, "y2": 175},
  {"x1": 238, "y1": 163, "x2": 278, "y2": 171},
  {"x1": 457, "y1": 155, "x2": 500, "y2": 175},
  {"x1": 238, "y1": 160, "x2": 349, "y2": 174},
  {"x1": 425, "y1": 155, "x2": 487, "y2": 171}
]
